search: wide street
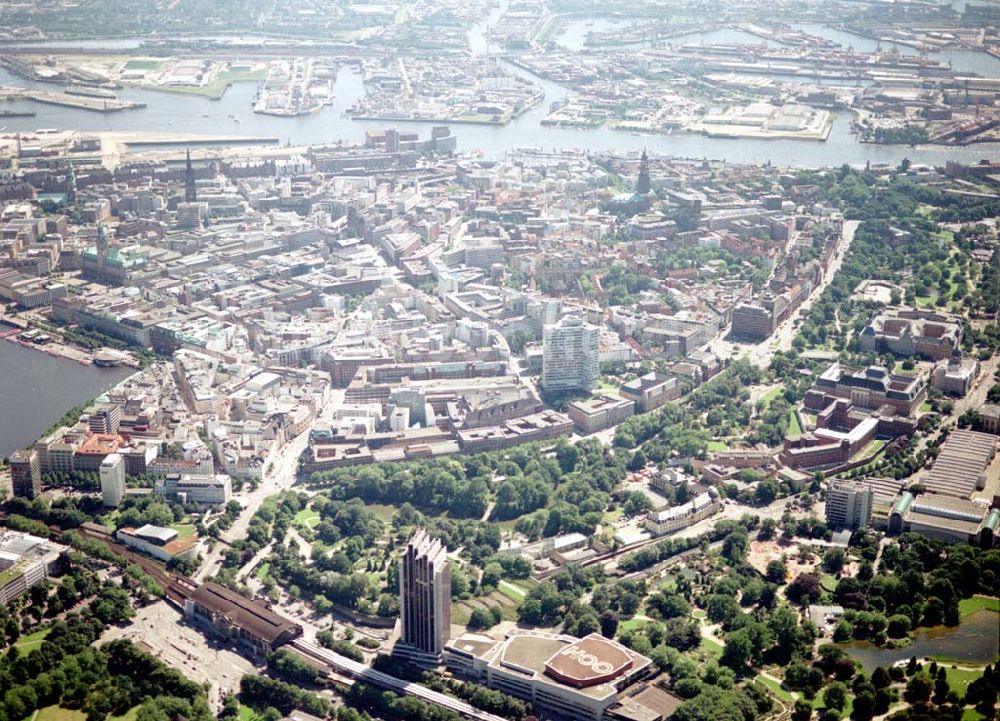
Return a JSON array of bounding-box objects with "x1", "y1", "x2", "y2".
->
[
  {"x1": 195, "y1": 388, "x2": 345, "y2": 582},
  {"x1": 709, "y1": 219, "x2": 860, "y2": 368}
]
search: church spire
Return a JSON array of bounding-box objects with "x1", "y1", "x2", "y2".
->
[
  {"x1": 96, "y1": 220, "x2": 108, "y2": 260},
  {"x1": 184, "y1": 148, "x2": 197, "y2": 202},
  {"x1": 66, "y1": 159, "x2": 77, "y2": 203},
  {"x1": 636, "y1": 148, "x2": 651, "y2": 195}
]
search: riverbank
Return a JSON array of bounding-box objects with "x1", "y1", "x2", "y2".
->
[
  {"x1": 2, "y1": 333, "x2": 142, "y2": 369},
  {"x1": 0, "y1": 86, "x2": 144, "y2": 112}
]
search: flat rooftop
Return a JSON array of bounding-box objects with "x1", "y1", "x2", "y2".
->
[{"x1": 922, "y1": 429, "x2": 997, "y2": 498}]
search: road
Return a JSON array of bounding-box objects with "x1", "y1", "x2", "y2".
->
[
  {"x1": 195, "y1": 388, "x2": 345, "y2": 582},
  {"x1": 708, "y1": 219, "x2": 860, "y2": 369},
  {"x1": 954, "y1": 353, "x2": 999, "y2": 419}
]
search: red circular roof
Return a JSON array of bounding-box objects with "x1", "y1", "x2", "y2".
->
[{"x1": 544, "y1": 636, "x2": 633, "y2": 688}]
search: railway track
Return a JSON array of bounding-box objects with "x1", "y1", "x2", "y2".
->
[{"x1": 291, "y1": 639, "x2": 508, "y2": 721}]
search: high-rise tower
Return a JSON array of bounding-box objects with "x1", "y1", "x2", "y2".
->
[
  {"x1": 396, "y1": 529, "x2": 451, "y2": 664},
  {"x1": 100, "y1": 453, "x2": 126, "y2": 508},
  {"x1": 9, "y1": 449, "x2": 41, "y2": 499},
  {"x1": 542, "y1": 315, "x2": 601, "y2": 393}
]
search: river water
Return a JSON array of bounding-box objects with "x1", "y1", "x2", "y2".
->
[
  {"x1": 0, "y1": 15, "x2": 998, "y2": 167},
  {"x1": 0, "y1": 342, "x2": 134, "y2": 458}
]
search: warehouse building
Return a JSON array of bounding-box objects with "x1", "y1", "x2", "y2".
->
[{"x1": 920, "y1": 429, "x2": 997, "y2": 498}]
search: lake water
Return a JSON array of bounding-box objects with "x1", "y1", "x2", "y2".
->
[
  {"x1": 841, "y1": 610, "x2": 1000, "y2": 673},
  {"x1": 0, "y1": 342, "x2": 134, "y2": 458}
]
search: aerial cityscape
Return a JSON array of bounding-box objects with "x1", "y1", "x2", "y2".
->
[{"x1": 0, "y1": 1, "x2": 998, "y2": 721}]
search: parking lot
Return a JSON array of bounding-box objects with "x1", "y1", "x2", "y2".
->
[{"x1": 102, "y1": 600, "x2": 256, "y2": 708}]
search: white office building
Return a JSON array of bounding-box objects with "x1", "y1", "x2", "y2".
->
[
  {"x1": 542, "y1": 316, "x2": 600, "y2": 393},
  {"x1": 116, "y1": 524, "x2": 199, "y2": 563},
  {"x1": 155, "y1": 473, "x2": 232, "y2": 507},
  {"x1": 825, "y1": 480, "x2": 873, "y2": 529},
  {"x1": 645, "y1": 489, "x2": 722, "y2": 536},
  {"x1": 99, "y1": 452, "x2": 126, "y2": 508},
  {"x1": 0, "y1": 532, "x2": 69, "y2": 605}
]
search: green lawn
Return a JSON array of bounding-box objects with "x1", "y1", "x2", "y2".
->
[
  {"x1": 451, "y1": 604, "x2": 471, "y2": 626},
  {"x1": 959, "y1": 596, "x2": 999, "y2": 618},
  {"x1": 13, "y1": 627, "x2": 51, "y2": 652},
  {"x1": 124, "y1": 60, "x2": 161, "y2": 70},
  {"x1": 820, "y1": 575, "x2": 838, "y2": 592},
  {"x1": 605, "y1": 507, "x2": 624, "y2": 524},
  {"x1": 495, "y1": 518, "x2": 520, "y2": 533},
  {"x1": 755, "y1": 674, "x2": 794, "y2": 702},
  {"x1": 498, "y1": 580, "x2": 527, "y2": 602},
  {"x1": 945, "y1": 667, "x2": 984, "y2": 696},
  {"x1": 31, "y1": 707, "x2": 88, "y2": 721},
  {"x1": 759, "y1": 387, "x2": 783, "y2": 406},
  {"x1": 788, "y1": 410, "x2": 802, "y2": 438},
  {"x1": 962, "y1": 708, "x2": 986, "y2": 721},
  {"x1": 619, "y1": 618, "x2": 649, "y2": 634},
  {"x1": 238, "y1": 704, "x2": 263, "y2": 721},
  {"x1": 707, "y1": 440, "x2": 729, "y2": 452},
  {"x1": 852, "y1": 439, "x2": 886, "y2": 461},
  {"x1": 255, "y1": 562, "x2": 271, "y2": 579},
  {"x1": 170, "y1": 523, "x2": 196, "y2": 538},
  {"x1": 366, "y1": 504, "x2": 398, "y2": 523},
  {"x1": 293, "y1": 508, "x2": 320, "y2": 529},
  {"x1": 919, "y1": 401, "x2": 934, "y2": 413},
  {"x1": 109, "y1": 707, "x2": 140, "y2": 721},
  {"x1": 699, "y1": 637, "x2": 723, "y2": 657},
  {"x1": 813, "y1": 692, "x2": 853, "y2": 717},
  {"x1": 489, "y1": 594, "x2": 519, "y2": 622},
  {"x1": 0, "y1": 566, "x2": 22, "y2": 587}
]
